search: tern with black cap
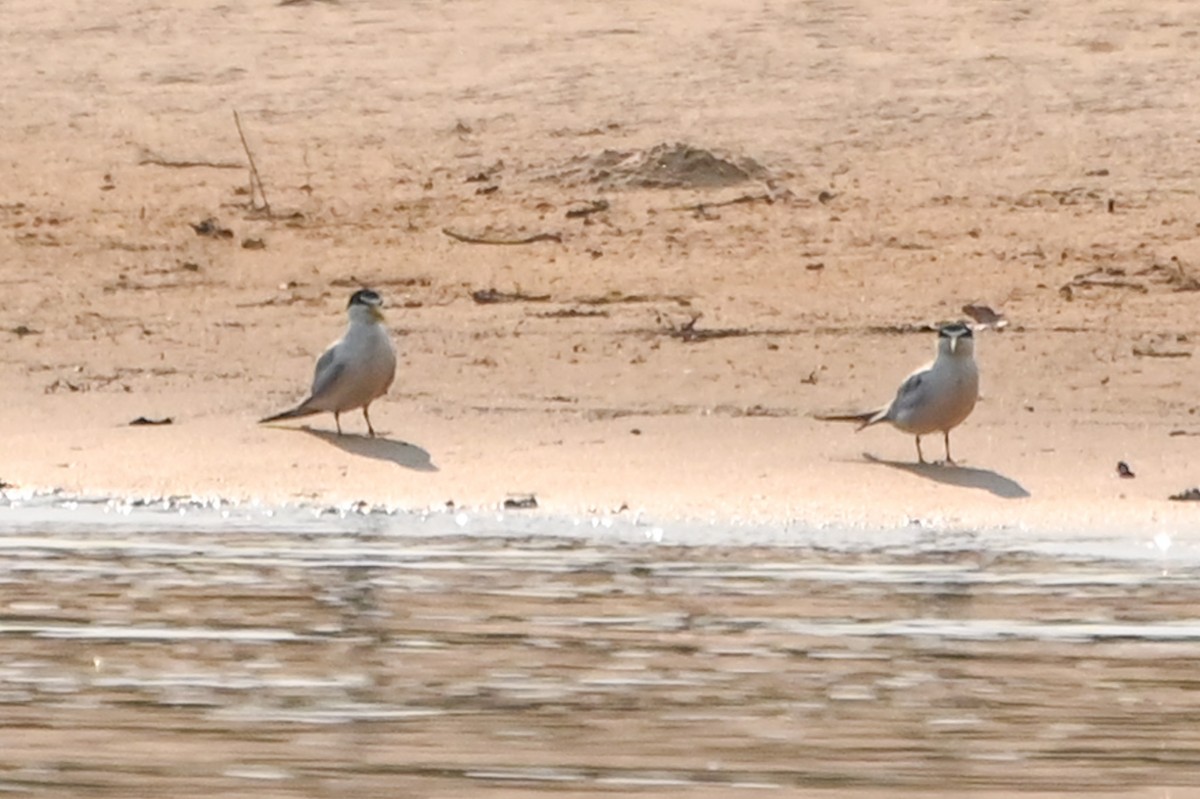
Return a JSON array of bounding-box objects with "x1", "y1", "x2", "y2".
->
[
  {"x1": 815, "y1": 322, "x2": 980, "y2": 464},
  {"x1": 260, "y1": 288, "x2": 397, "y2": 437}
]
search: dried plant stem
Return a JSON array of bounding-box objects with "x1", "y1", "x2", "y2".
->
[{"x1": 233, "y1": 110, "x2": 271, "y2": 215}]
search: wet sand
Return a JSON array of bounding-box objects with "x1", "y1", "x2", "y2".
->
[{"x1": 4, "y1": 1, "x2": 1200, "y2": 529}]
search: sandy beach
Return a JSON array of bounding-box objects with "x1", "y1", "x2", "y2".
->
[{"x1": 4, "y1": 0, "x2": 1200, "y2": 532}]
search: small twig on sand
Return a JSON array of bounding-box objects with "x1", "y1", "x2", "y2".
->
[
  {"x1": 137, "y1": 148, "x2": 242, "y2": 170},
  {"x1": 233, "y1": 110, "x2": 271, "y2": 215},
  {"x1": 442, "y1": 228, "x2": 562, "y2": 245},
  {"x1": 1132, "y1": 345, "x2": 1192, "y2": 359},
  {"x1": 128, "y1": 416, "x2": 174, "y2": 426},
  {"x1": 565, "y1": 199, "x2": 609, "y2": 219},
  {"x1": 471, "y1": 288, "x2": 552, "y2": 304},
  {"x1": 671, "y1": 192, "x2": 775, "y2": 213}
]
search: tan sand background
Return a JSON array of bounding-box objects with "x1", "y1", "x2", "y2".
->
[{"x1": 3, "y1": 0, "x2": 1200, "y2": 531}]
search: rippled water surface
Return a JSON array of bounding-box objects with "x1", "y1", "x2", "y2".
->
[{"x1": 1, "y1": 495, "x2": 1199, "y2": 797}]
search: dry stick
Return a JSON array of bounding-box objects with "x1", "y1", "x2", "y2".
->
[
  {"x1": 233, "y1": 110, "x2": 271, "y2": 215},
  {"x1": 137, "y1": 149, "x2": 242, "y2": 170},
  {"x1": 1067, "y1": 277, "x2": 1148, "y2": 292},
  {"x1": 565, "y1": 199, "x2": 609, "y2": 219},
  {"x1": 1132, "y1": 346, "x2": 1192, "y2": 359},
  {"x1": 441, "y1": 228, "x2": 561, "y2": 245},
  {"x1": 671, "y1": 192, "x2": 774, "y2": 212}
]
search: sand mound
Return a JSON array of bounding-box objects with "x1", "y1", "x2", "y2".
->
[{"x1": 549, "y1": 142, "x2": 768, "y2": 190}]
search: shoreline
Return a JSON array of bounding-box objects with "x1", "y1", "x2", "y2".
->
[{"x1": 0, "y1": 477, "x2": 1188, "y2": 569}]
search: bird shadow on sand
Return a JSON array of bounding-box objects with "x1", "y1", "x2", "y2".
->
[
  {"x1": 861, "y1": 453, "x2": 1030, "y2": 499},
  {"x1": 296, "y1": 427, "x2": 439, "y2": 472}
]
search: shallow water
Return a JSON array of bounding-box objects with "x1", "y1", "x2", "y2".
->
[{"x1": 1, "y1": 494, "x2": 1198, "y2": 797}]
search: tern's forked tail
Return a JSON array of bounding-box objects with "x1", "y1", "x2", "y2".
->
[
  {"x1": 812, "y1": 409, "x2": 885, "y2": 431},
  {"x1": 259, "y1": 404, "x2": 320, "y2": 424}
]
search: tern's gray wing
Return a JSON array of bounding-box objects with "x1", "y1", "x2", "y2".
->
[
  {"x1": 885, "y1": 368, "x2": 930, "y2": 421},
  {"x1": 307, "y1": 346, "x2": 345, "y2": 404}
]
